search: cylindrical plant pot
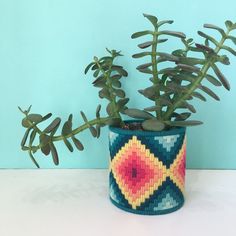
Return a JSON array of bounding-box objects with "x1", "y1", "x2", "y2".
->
[{"x1": 109, "y1": 121, "x2": 186, "y2": 215}]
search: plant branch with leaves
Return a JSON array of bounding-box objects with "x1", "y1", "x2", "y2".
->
[{"x1": 19, "y1": 14, "x2": 236, "y2": 167}]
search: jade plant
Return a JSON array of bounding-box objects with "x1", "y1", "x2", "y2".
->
[{"x1": 19, "y1": 14, "x2": 236, "y2": 167}]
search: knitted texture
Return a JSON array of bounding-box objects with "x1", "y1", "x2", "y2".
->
[{"x1": 109, "y1": 126, "x2": 186, "y2": 215}]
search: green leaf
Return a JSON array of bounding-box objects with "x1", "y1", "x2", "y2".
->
[
  {"x1": 44, "y1": 118, "x2": 61, "y2": 133},
  {"x1": 137, "y1": 68, "x2": 153, "y2": 74},
  {"x1": 29, "y1": 151, "x2": 40, "y2": 168},
  {"x1": 49, "y1": 143, "x2": 59, "y2": 165},
  {"x1": 216, "y1": 55, "x2": 230, "y2": 65},
  {"x1": 63, "y1": 138, "x2": 74, "y2": 152},
  {"x1": 96, "y1": 105, "x2": 101, "y2": 118},
  {"x1": 204, "y1": 24, "x2": 226, "y2": 36},
  {"x1": 131, "y1": 30, "x2": 153, "y2": 39},
  {"x1": 221, "y1": 45, "x2": 236, "y2": 56},
  {"x1": 111, "y1": 79, "x2": 121, "y2": 88},
  {"x1": 39, "y1": 134, "x2": 51, "y2": 156},
  {"x1": 62, "y1": 121, "x2": 72, "y2": 136},
  {"x1": 158, "y1": 52, "x2": 179, "y2": 62},
  {"x1": 172, "y1": 112, "x2": 191, "y2": 121},
  {"x1": 29, "y1": 130, "x2": 37, "y2": 146},
  {"x1": 143, "y1": 14, "x2": 158, "y2": 27},
  {"x1": 197, "y1": 31, "x2": 219, "y2": 45},
  {"x1": 111, "y1": 74, "x2": 122, "y2": 80},
  {"x1": 22, "y1": 118, "x2": 31, "y2": 128},
  {"x1": 136, "y1": 63, "x2": 152, "y2": 70},
  {"x1": 199, "y1": 85, "x2": 220, "y2": 101},
  {"x1": 96, "y1": 125, "x2": 101, "y2": 138},
  {"x1": 106, "y1": 102, "x2": 114, "y2": 116},
  {"x1": 177, "y1": 63, "x2": 200, "y2": 73},
  {"x1": 227, "y1": 36, "x2": 236, "y2": 45},
  {"x1": 27, "y1": 114, "x2": 43, "y2": 123},
  {"x1": 192, "y1": 92, "x2": 207, "y2": 101},
  {"x1": 132, "y1": 52, "x2": 151, "y2": 58},
  {"x1": 117, "y1": 98, "x2": 129, "y2": 109},
  {"x1": 179, "y1": 101, "x2": 196, "y2": 113},
  {"x1": 72, "y1": 137, "x2": 84, "y2": 151},
  {"x1": 92, "y1": 76, "x2": 106, "y2": 88},
  {"x1": 138, "y1": 41, "x2": 153, "y2": 49},
  {"x1": 225, "y1": 20, "x2": 233, "y2": 30},
  {"x1": 80, "y1": 111, "x2": 88, "y2": 123},
  {"x1": 157, "y1": 20, "x2": 174, "y2": 28},
  {"x1": 111, "y1": 66, "x2": 128, "y2": 77},
  {"x1": 138, "y1": 86, "x2": 156, "y2": 100},
  {"x1": 93, "y1": 69, "x2": 100, "y2": 77},
  {"x1": 21, "y1": 128, "x2": 31, "y2": 147},
  {"x1": 85, "y1": 62, "x2": 95, "y2": 74},
  {"x1": 211, "y1": 64, "x2": 230, "y2": 91},
  {"x1": 178, "y1": 57, "x2": 205, "y2": 66},
  {"x1": 195, "y1": 43, "x2": 214, "y2": 53},
  {"x1": 205, "y1": 74, "x2": 222, "y2": 87},
  {"x1": 159, "y1": 30, "x2": 186, "y2": 39},
  {"x1": 166, "y1": 120, "x2": 203, "y2": 127},
  {"x1": 124, "y1": 108, "x2": 154, "y2": 119},
  {"x1": 89, "y1": 126, "x2": 97, "y2": 137},
  {"x1": 99, "y1": 88, "x2": 111, "y2": 100},
  {"x1": 142, "y1": 119, "x2": 165, "y2": 131},
  {"x1": 42, "y1": 113, "x2": 52, "y2": 121},
  {"x1": 114, "y1": 89, "x2": 125, "y2": 98}
]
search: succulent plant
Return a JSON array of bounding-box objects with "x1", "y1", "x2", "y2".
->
[{"x1": 19, "y1": 14, "x2": 236, "y2": 167}]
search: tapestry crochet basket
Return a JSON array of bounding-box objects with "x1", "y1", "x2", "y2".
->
[{"x1": 109, "y1": 121, "x2": 186, "y2": 215}]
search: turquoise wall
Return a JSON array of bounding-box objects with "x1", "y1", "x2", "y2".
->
[{"x1": 0, "y1": 0, "x2": 235, "y2": 169}]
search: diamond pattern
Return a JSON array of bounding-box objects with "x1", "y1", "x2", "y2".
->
[{"x1": 111, "y1": 136, "x2": 167, "y2": 209}]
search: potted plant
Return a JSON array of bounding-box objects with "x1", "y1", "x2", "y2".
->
[{"x1": 19, "y1": 14, "x2": 236, "y2": 215}]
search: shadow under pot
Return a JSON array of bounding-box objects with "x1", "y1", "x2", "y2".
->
[{"x1": 108, "y1": 121, "x2": 186, "y2": 215}]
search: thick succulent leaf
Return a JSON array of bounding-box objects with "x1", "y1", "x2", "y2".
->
[
  {"x1": 22, "y1": 118, "x2": 31, "y2": 128},
  {"x1": 21, "y1": 128, "x2": 31, "y2": 147},
  {"x1": 62, "y1": 120, "x2": 72, "y2": 136},
  {"x1": 166, "y1": 120, "x2": 203, "y2": 127},
  {"x1": 131, "y1": 30, "x2": 153, "y2": 39},
  {"x1": 111, "y1": 79, "x2": 121, "y2": 88},
  {"x1": 138, "y1": 41, "x2": 153, "y2": 49},
  {"x1": 157, "y1": 20, "x2": 174, "y2": 28},
  {"x1": 159, "y1": 30, "x2": 186, "y2": 39},
  {"x1": 49, "y1": 143, "x2": 59, "y2": 165},
  {"x1": 92, "y1": 76, "x2": 106, "y2": 88},
  {"x1": 29, "y1": 152, "x2": 40, "y2": 168},
  {"x1": 199, "y1": 85, "x2": 220, "y2": 101},
  {"x1": 93, "y1": 69, "x2": 100, "y2": 77},
  {"x1": 124, "y1": 108, "x2": 154, "y2": 119},
  {"x1": 197, "y1": 31, "x2": 219, "y2": 45},
  {"x1": 63, "y1": 138, "x2": 74, "y2": 152},
  {"x1": 80, "y1": 111, "x2": 88, "y2": 123},
  {"x1": 172, "y1": 112, "x2": 191, "y2": 121},
  {"x1": 177, "y1": 63, "x2": 200, "y2": 73},
  {"x1": 99, "y1": 88, "x2": 111, "y2": 100},
  {"x1": 117, "y1": 98, "x2": 129, "y2": 109},
  {"x1": 204, "y1": 24, "x2": 226, "y2": 36},
  {"x1": 106, "y1": 102, "x2": 114, "y2": 116},
  {"x1": 84, "y1": 62, "x2": 95, "y2": 74},
  {"x1": 217, "y1": 55, "x2": 230, "y2": 65},
  {"x1": 178, "y1": 57, "x2": 205, "y2": 66},
  {"x1": 192, "y1": 92, "x2": 207, "y2": 101},
  {"x1": 221, "y1": 45, "x2": 236, "y2": 56},
  {"x1": 142, "y1": 119, "x2": 165, "y2": 131},
  {"x1": 137, "y1": 68, "x2": 153, "y2": 74},
  {"x1": 205, "y1": 74, "x2": 222, "y2": 87},
  {"x1": 179, "y1": 101, "x2": 196, "y2": 113},
  {"x1": 138, "y1": 86, "x2": 156, "y2": 100},
  {"x1": 211, "y1": 64, "x2": 230, "y2": 90},
  {"x1": 72, "y1": 137, "x2": 84, "y2": 151},
  {"x1": 136, "y1": 63, "x2": 152, "y2": 70},
  {"x1": 132, "y1": 52, "x2": 151, "y2": 58},
  {"x1": 225, "y1": 20, "x2": 233, "y2": 30},
  {"x1": 111, "y1": 74, "x2": 122, "y2": 80},
  {"x1": 144, "y1": 105, "x2": 161, "y2": 112},
  {"x1": 44, "y1": 118, "x2": 61, "y2": 133},
  {"x1": 95, "y1": 124, "x2": 101, "y2": 138},
  {"x1": 96, "y1": 105, "x2": 101, "y2": 118},
  {"x1": 158, "y1": 52, "x2": 179, "y2": 62},
  {"x1": 111, "y1": 66, "x2": 128, "y2": 77},
  {"x1": 42, "y1": 113, "x2": 52, "y2": 121},
  {"x1": 39, "y1": 134, "x2": 51, "y2": 156},
  {"x1": 27, "y1": 114, "x2": 43, "y2": 123},
  {"x1": 143, "y1": 14, "x2": 158, "y2": 27},
  {"x1": 195, "y1": 43, "x2": 214, "y2": 53},
  {"x1": 227, "y1": 36, "x2": 236, "y2": 45},
  {"x1": 89, "y1": 126, "x2": 97, "y2": 138},
  {"x1": 114, "y1": 89, "x2": 125, "y2": 98}
]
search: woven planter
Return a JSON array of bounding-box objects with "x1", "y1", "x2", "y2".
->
[{"x1": 109, "y1": 121, "x2": 186, "y2": 215}]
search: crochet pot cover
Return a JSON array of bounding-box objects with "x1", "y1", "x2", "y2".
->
[{"x1": 109, "y1": 124, "x2": 186, "y2": 215}]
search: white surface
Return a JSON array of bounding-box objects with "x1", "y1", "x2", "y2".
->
[{"x1": 0, "y1": 169, "x2": 235, "y2": 236}]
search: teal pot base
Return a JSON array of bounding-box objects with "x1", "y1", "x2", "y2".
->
[{"x1": 110, "y1": 197, "x2": 184, "y2": 215}]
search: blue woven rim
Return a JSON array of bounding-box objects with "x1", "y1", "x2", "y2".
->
[
  {"x1": 110, "y1": 197, "x2": 184, "y2": 215},
  {"x1": 109, "y1": 120, "x2": 186, "y2": 137}
]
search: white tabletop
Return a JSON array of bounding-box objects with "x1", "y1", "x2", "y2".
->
[{"x1": 0, "y1": 169, "x2": 235, "y2": 236}]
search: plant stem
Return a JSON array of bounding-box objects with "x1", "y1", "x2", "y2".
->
[
  {"x1": 95, "y1": 59, "x2": 125, "y2": 127},
  {"x1": 52, "y1": 117, "x2": 110, "y2": 141},
  {"x1": 151, "y1": 30, "x2": 162, "y2": 120},
  {"x1": 163, "y1": 29, "x2": 230, "y2": 120}
]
